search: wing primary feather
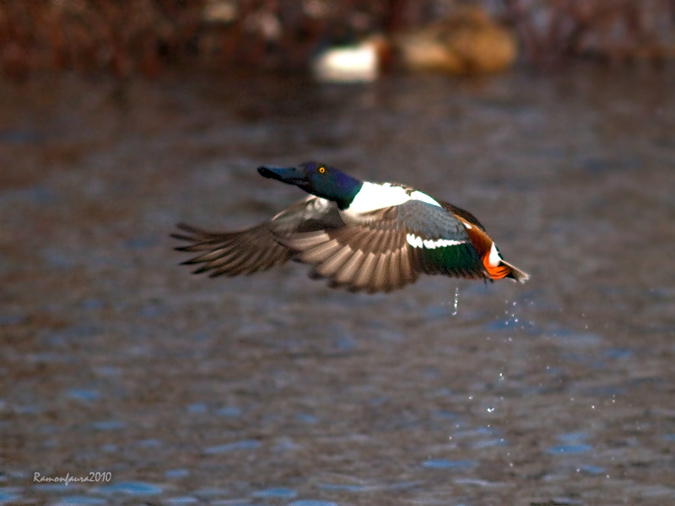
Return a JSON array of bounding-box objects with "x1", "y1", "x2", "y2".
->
[
  {"x1": 353, "y1": 251, "x2": 379, "y2": 291},
  {"x1": 372, "y1": 249, "x2": 392, "y2": 293},
  {"x1": 313, "y1": 245, "x2": 354, "y2": 278},
  {"x1": 300, "y1": 238, "x2": 342, "y2": 264},
  {"x1": 333, "y1": 249, "x2": 366, "y2": 286}
]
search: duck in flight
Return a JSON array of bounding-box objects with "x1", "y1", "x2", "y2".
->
[{"x1": 172, "y1": 162, "x2": 529, "y2": 293}]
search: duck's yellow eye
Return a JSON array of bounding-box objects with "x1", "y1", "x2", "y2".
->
[{"x1": 319, "y1": 166, "x2": 326, "y2": 174}]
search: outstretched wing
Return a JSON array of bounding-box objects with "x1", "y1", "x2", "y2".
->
[
  {"x1": 278, "y1": 199, "x2": 488, "y2": 293},
  {"x1": 171, "y1": 222, "x2": 290, "y2": 277},
  {"x1": 171, "y1": 196, "x2": 341, "y2": 277}
]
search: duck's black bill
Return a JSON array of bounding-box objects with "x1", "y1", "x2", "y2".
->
[{"x1": 257, "y1": 166, "x2": 306, "y2": 186}]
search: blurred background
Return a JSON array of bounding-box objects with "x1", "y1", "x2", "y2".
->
[
  {"x1": 1, "y1": 1, "x2": 674, "y2": 506},
  {"x1": 1, "y1": 0, "x2": 674, "y2": 78}
]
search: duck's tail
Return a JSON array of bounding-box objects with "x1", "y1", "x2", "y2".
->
[{"x1": 486, "y1": 258, "x2": 529, "y2": 283}]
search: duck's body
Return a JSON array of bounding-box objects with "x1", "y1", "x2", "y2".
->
[
  {"x1": 312, "y1": 36, "x2": 389, "y2": 83},
  {"x1": 393, "y1": 6, "x2": 517, "y2": 75},
  {"x1": 309, "y1": 7, "x2": 516, "y2": 82},
  {"x1": 172, "y1": 162, "x2": 528, "y2": 293}
]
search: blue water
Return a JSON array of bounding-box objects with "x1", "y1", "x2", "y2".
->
[
  {"x1": 97, "y1": 481, "x2": 163, "y2": 495},
  {"x1": 2, "y1": 66, "x2": 674, "y2": 506},
  {"x1": 252, "y1": 487, "x2": 298, "y2": 498},
  {"x1": 289, "y1": 501, "x2": 339, "y2": 506},
  {"x1": 546, "y1": 444, "x2": 593, "y2": 455},
  {"x1": 422, "y1": 459, "x2": 477, "y2": 469},
  {"x1": 203, "y1": 440, "x2": 262, "y2": 454}
]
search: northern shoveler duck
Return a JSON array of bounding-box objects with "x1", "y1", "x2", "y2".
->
[
  {"x1": 172, "y1": 162, "x2": 529, "y2": 293},
  {"x1": 310, "y1": 7, "x2": 516, "y2": 82}
]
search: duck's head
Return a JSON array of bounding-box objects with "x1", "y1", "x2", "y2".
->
[{"x1": 258, "y1": 161, "x2": 363, "y2": 210}]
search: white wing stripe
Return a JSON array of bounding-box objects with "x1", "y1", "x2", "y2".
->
[{"x1": 406, "y1": 233, "x2": 464, "y2": 249}]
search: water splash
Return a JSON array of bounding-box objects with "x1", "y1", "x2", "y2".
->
[{"x1": 451, "y1": 286, "x2": 460, "y2": 316}]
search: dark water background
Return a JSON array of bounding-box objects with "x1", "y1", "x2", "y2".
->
[{"x1": 1, "y1": 65, "x2": 674, "y2": 505}]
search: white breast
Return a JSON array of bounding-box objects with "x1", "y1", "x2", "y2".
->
[{"x1": 345, "y1": 182, "x2": 441, "y2": 214}]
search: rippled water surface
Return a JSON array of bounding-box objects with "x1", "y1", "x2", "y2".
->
[{"x1": 1, "y1": 66, "x2": 674, "y2": 505}]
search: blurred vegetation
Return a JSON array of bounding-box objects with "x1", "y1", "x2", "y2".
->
[{"x1": 1, "y1": 0, "x2": 674, "y2": 78}]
